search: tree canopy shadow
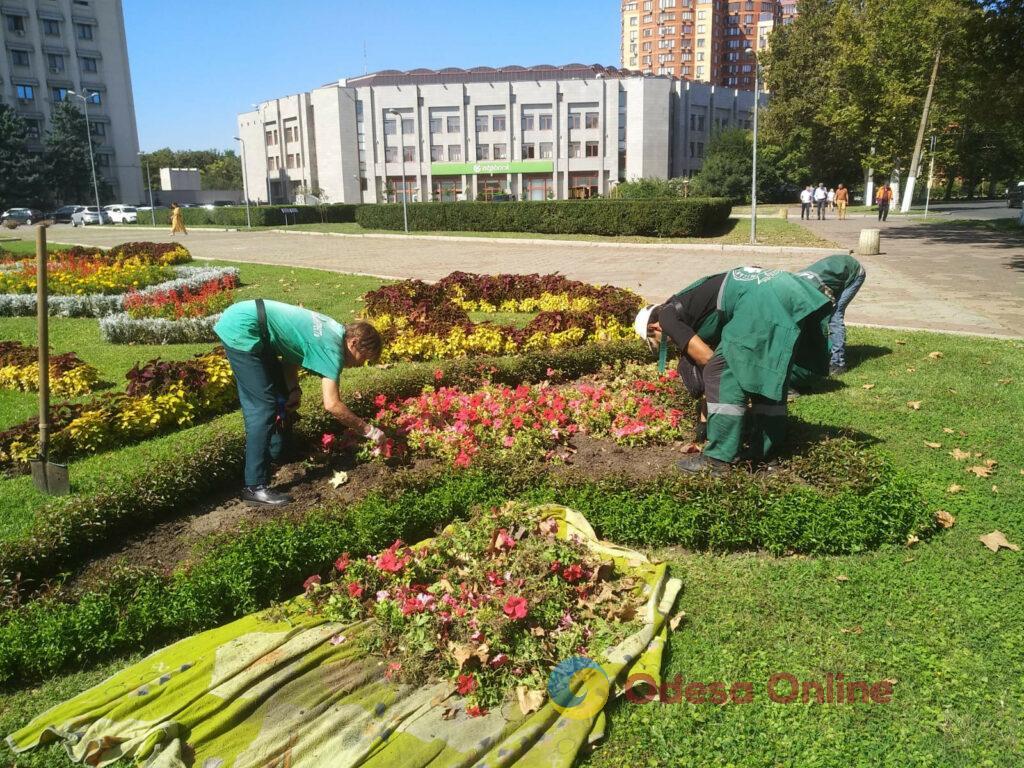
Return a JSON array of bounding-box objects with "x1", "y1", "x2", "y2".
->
[
  {"x1": 778, "y1": 417, "x2": 882, "y2": 456},
  {"x1": 844, "y1": 344, "x2": 892, "y2": 369},
  {"x1": 881, "y1": 220, "x2": 1024, "y2": 251}
]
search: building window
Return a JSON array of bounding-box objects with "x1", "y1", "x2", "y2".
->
[
  {"x1": 447, "y1": 115, "x2": 460, "y2": 132},
  {"x1": 402, "y1": 145, "x2": 415, "y2": 162},
  {"x1": 385, "y1": 146, "x2": 398, "y2": 162},
  {"x1": 12, "y1": 49, "x2": 30, "y2": 67},
  {"x1": 284, "y1": 125, "x2": 298, "y2": 142},
  {"x1": 448, "y1": 144, "x2": 462, "y2": 161},
  {"x1": 521, "y1": 114, "x2": 535, "y2": 131},
  {"x1": 475, "y1": 115, "x2": 489, "y2": 132},
  {"x1": 567, "y1": 113, "x2": 581, "y2": 129},
  {"x1": 25, "y1": 119, "x2": 41, "y2": 140},
  {"x1": 95, "y1": 153, "x2": 110, "y2": 168},
  {"x1": 539, "y1": 113, "x2": 552, "y2": 130},
  {"x1": 585, "y1": 112, "x2": 599, "y2": 129},
  {"x1": 267, "y1": 156, "x2": 280, "y2": 171},
  {"x1": 5, "y1": 14, "x2": 25, "y2": 33},
  {"x1": 89, "y1": 121, "x2": 105, "y2": 137},
  {"x1": 265, "y1": 129, "x2": 278, "y2": 145},
  {"x1": 402, "y1": 118, "x2": 414, "y2": 135},
  {"x1": 75, "y1": 22, "x2": 93, "y2": 40},
  {"x1": 429, "y1": 117, "x2": 442, "y2": 133},
  {"x1": 539, "y1": 142, "x2": 552, "y2": 159},
  {"x1": 521, "y1": 143, "x2": 535, "y2": 159},
  {"x1": 585, "y1": 141, "x2": 599, "y2": 157},
  {"x1": 52, "y1": 87, "x2": 67, "y2": 102},
  {"x1": 492, "y1": 114, "x2": 506, "y2": 131},
  {"x1": 568, "y1": 142, "x2": 581, "y2": 158},
  {"x1": 46, "y1": 53, "x2": 65, "y2": 72},
  {"x1": 476, "y1": 144, "x2": 490, "y2": 160},
  {"x1": 430, "y1": 145, "x2": 443, "y2": 161},
  {"x1": 383, "y1": 119, "x2": 396, "y2": 136},
  {"x1": 86, "y1": 89, "x2": 101, "y2": 104},
  {"x1": 43, "y1": 18, "x2": 60, "y2": 36},
  {"x1": 493, "y1": 143, "x2": 507, "y2": 159},
  {"x1": 16, "y1": 84, "x2": 34, "y2": 102},
  {"x1": 286, "y1": 153, "x2": 296, "y2": 169},
  {"x1": 81, "y1": 56, "x2": 98, "y2": 73}
]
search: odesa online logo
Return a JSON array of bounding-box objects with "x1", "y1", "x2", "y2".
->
[{"x1": 547, "y1": 656, "x2": 610, "y2": 720}]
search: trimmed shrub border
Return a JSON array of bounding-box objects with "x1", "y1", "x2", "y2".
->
[
  {"x1": 98, "y1": 312, "x2": 223, "y2": 345},
  {"x1": 356, "y1": 198, "x2": 733, "y2": 237},
  {"x1": 135, "y1": 203, "x2": 359, "y2": 228}
]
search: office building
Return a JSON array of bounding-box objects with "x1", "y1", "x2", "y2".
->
[
  {"x1": 621, "y1": 0, "x2": 792, "y2": 89},
  {"x1": 1, "y1": 0, "x2": 142, "y2": 203},
  {"x1": 237, "y1": 64, "x2": 763, "y2": 205}
]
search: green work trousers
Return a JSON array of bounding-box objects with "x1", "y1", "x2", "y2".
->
[{"x1": 703, "y1": 353, "x2": 788, "y2": 463}]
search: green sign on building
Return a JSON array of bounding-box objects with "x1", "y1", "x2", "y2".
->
[{"x1": 430, "y1": 160, "x2": 555, "y2": 175}]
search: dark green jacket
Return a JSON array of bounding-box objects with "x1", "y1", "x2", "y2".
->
[{"x1": 796, "y1": 254, "x2": 864, "y2": 300}]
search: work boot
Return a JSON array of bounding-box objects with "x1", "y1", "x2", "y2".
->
[
  {"x1": 242, "y1": 485, "x2": 293, "y2": 506},
  {"x1": 787, "y1": 388, "x2": 801, "y2": 402},
  {"x1": 694, "y1": 413, "x2": 708, "y2": 442},
  {"x1": 676, "y1": 454, "x2": 732, "y2": 477},
  {"x1": 829, "y1": 364, "x2": 847, "y2": 376}
]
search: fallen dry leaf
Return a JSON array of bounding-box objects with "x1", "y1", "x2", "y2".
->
[
  {"x1": 928, "y1": 351, "x2": 944, "y2": 360},
  {"x1": 942, "y1": 427, "x2": 955, "y2": 434},
  {"x1": 924, "y1": 441, "x2": 942, "y2": 449},
  {"x1": 984, "y1": 459, "x2": 998, "y2": 468},
  {"x1": 908, "y1": 401, "x2": 922, "y2": 410},
  {"x1": 450, "y1": 644, "x2": 474, "y2": 669},
  {"x1": 840, "y1": 625, "x2": 864, "y2": 634},
  {"x1": 906, "y1": 367, "x2": 917, "y2": 373},
  {"x1": 949, "y1": 448, "x2": 972, "y2": 461},
  {"x1": 906, "y1": 534, "x2": 920, "y2": 547},
  {"x1": 862, "y1": 383, "x2": 876, "y2": 390},
  {"x1": 441, "y1": 706, "x2": 458, "y2": 721},
  {"x1": 836, "y1": 574, "x2": 850, "y2": 582},
  {"x1": 329, "y1": 470, "x2": 349, "y2": 489},
  {"x1": 883, "y1": 678, "x2": 899, "y2": 686},
  {"x1": 516, "y1": 686, "x2": 546, "y2": 715},
  {"x1": 992, "y1": 485, "x2": 999, "y2": 494},
  {"x1": 947, "y1": 484, "x2": 963, "y2": 494},
  {"x1": 679, "y1": 442, "x2": 702, "y2": 454},
  {"x1": 669, "y1": 611, "x2": 686, "y2": 631},
  {"x1": 979, "y1": 530, "x2": 1020, "y2": 553},
  {"x1": 967, "y1": 465, "x2": 993, "y2": 478},
  {"x1": 935, "y1": 510, "x2": 956, "y2": 529},
  {"x1": 895, "y1": 339, "x2": 907, "y2": 345},
  {"x1": 997, "y1": 378, "x2": 1013, "y2": 385}
]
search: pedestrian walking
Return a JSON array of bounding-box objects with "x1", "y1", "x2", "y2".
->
[
  {"x1": 876, "y1": 184, "x2": 893, "y2": 221},
  {"x1": 813, "y1": 183, "x2": 828, "y2": 219},
  {"x1": 835, "y1": 184, "x2": 849, "y2": 219},
  {"x1": 169, "y1": 203, "x2": 188, "y2": 235},
  {"x1": 827, "y1": 187, "x2": 836, "y2": 212},
  {"x1": 799, "y1": 186, "x2": 813, "y2": 220}
]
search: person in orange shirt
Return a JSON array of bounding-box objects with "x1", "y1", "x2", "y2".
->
[
  {"x1": 876, "y1": 184, "x2": 893, "y2": 222},
  {"x1": 835, "y1": 184, "x2": 850, "y2": 219}
]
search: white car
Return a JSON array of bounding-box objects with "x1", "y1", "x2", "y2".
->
[
  {"x1": 71, "y1": 206, "x2": 112, "y2": 226},
  {"x1": 104, "y1": 204, "x2": 138, "y2": 224}
]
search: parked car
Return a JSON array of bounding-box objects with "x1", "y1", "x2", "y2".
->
[
  {"x1": 71, "y1": 206, "x2": 112, "y2": 226},
  {"x1": 1, "y1": 208, "x2": 45, "y2": 226},
  {"x1": 1007, "y1": 181, "x2": 1023, "y2": 209},
  {"x1": 46, "y1": 205, "x2": 83, "y2": 223},
  {"x1": 104, "y1": 204, "x2": 138, "y2": 223}
]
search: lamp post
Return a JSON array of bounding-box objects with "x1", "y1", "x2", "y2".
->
[
  {"x1": 253, "y1": 103, "x2": 274, "y2": 205},
  {"x1": 67, "y1": 90, "x2": 103, "y2": 224},
  {"x1": 389, "y1": 108, "x2": 410, "y2": 232},
  {"x1": 138, "y1": 152, "x2": 156, "y2": 225},
  {"x1": 233, "y1": 136, "x2": 253, "y2": 229},
  {"x1": 745, "y1": 48, "x2": 759, "y2": 245}
]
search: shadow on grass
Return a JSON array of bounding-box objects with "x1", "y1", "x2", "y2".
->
[
  {"x1": 883, "y1": 219, "x2": 1024, "y2": 250},
  {"x1": 844, "y1": 344, "x2": 892, "y2": 370},
  {"x1": 780, "y1": 417, "x2": 882, "y2": 456}
]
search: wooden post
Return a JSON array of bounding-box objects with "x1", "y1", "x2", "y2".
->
[{"x1": 857, "y1": 228, "x2": 881, "y2": 256}]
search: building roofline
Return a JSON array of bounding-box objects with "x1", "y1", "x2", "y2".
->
[{"x1": 326, "y1": 63, "x2": 656, "y2": 89}]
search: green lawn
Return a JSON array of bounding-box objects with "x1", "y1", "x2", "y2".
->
[
  {"x1": 280, "y1": 217, "x2": 837, "y2": 248},
  {"x1": 921, "y1": 217, "x2": 1024, "y2": 236}
]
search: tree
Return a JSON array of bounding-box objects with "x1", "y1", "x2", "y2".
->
[
  {"x1": 0, "y1": 105, "x2": 47, "y2": 210},
  {"x1": 689, "y1": 128, "x2": 793, "y2": 203},
  {"x1": 200, "y1": 151, "x2": 242, "y2": 190},
  {"x1": 609, "y1": 177, "x2": 682, "y2": 198},
  {"x1": 43, "y1": 102, "x2": 110, "y2": 206},
  {"x1": 139, "y1": 148, "x2": 244, "y2": 192}
]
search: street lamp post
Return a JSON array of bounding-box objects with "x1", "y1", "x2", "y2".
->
[
  {"x1": 67, "y1": 90, "x2": 103, "y2": 224},
  {"x1": 389, "y1": 108, "x2": 410, "y2": 233},
  {"x1": 233, "y1": 136, "x2": 252, "y2": 229},
  {"x1": 253, "y1": 103, "x2": 274, "y2": 205},
  {"x1": 746, "y1": 48, "x2": 759, "y2": 245},
  {"x1": 138, "y1": 152, "x2": 156, "y2": 225}
]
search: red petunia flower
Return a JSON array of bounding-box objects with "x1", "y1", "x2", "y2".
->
[
  {"x1": 561, "y1": 563, "x2": 584, "y2": 583},
  {"x1": 503, "y1": 596, "x2": 528, "y2": 621},
  {"x1": 456, "y1": 674, "x2": 478, "y2": 696},
  {"x1": 321, "y1": 433, "x2": 335, "y2": 452},
  {"x1": 334, "y1": 553, "x2": 350, "y2": 573},
  {"x1": 465, "y1": 704, "x2": 488, "y2": 718},
  {"x1": 303, "y1": 575, "x2": 321, "y2": 592},
  {"x1": 434, "y1": 369, "x2": 444, "y2": 381},
  {"x1": 347, "y1": 581, "x2": 364, "y2": 599}
]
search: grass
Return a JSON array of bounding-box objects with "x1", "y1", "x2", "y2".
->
[
  {"x1": 2, "y1": 263, "x2": 1023, "y2": 764},
  {"x1": 921, "y1": 217, "x2": 1024, "y2": 236},
  {"x1": 280, "y1": 217, "x2": 837, "y2": 248}
]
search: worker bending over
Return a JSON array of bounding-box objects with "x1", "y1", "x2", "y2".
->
[
  {"x1": 795, "y1": 253, "x2": 866, "y2": 375},
  {"x1": 214, "y1": 299, "x2": 386, "y2": 506}
]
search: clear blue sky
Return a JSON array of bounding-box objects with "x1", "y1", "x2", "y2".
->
[{"x1": 126, "y1": 0, "x2": 620, "y2": 152}]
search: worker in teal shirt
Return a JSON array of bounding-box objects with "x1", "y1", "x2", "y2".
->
[{"x1": 214, "y1": 299, "x2": 385, "y2": 506}]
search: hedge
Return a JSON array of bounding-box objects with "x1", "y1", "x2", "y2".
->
[
  {"x1": 137, "y1": 204, "x2": 358, "y2": 228},
  {"x1": 0, "y1": 443, "x2": 933, "y2": 686},
  {"x1": 355, "y1": 198, "x2": 732, "y2": 237}
]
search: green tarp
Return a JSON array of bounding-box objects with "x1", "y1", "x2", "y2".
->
[{"x1": 9, "y1": 505, "x2": 682, "y2": 768}]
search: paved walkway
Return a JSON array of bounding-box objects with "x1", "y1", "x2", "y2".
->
[{"x1": 47, "y1": 220, "x2": 1024, "y2": 337}]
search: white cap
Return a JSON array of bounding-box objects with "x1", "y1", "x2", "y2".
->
[{"x1": 633, "y1": 305, "x2": 657, "y2": 339}]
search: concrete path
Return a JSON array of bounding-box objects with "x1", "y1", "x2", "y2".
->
[{"x1": 46, "y1": 220, "x2": 1024, "y2": 337}]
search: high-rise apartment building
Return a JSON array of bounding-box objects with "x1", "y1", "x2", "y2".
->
[
  {"x1": 0, "y1": 0, "x2": 142, "y2": 203},
  {"x1": 621, "y1": 0, "x2": 789, "y2": 89}
]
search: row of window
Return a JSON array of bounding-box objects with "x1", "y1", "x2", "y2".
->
[
  {"x1": 9, "y1": 50, "x2": 99, "y2": 73},
  {"x1": 16, "y1": 114, "x2": 107, "y2": 139},
  {"x1": 387, "y1": 111, "x2": 602, "y2": 136},
  {"x1": 383, "y1": 140, "x2": 604, "y2": 164},
  {"x1": 264, "y1": 124, "x2": 300, "y2": 146},
  {"x1": 14, "y1": 84, "x2": 102, "y2": 105},
  {"x1": 267, "y1": 153, "x2": 303, "y2": 171},
  {"x1": 4, "y1": 14, "x2": 96, "y2": 40}
]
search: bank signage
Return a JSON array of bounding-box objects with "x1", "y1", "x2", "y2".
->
[{"x1": 430, "y1": 160, "x2": 555, "y2": 175}]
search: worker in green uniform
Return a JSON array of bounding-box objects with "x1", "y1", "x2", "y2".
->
[
  {"x1": 795, "y1": 253, "x2": 866, "y2": 375},
  {"x1": 637, "y1": 267, "x2": 831, "y2": 474},
  {"x1": 214, "y1": 299, "x2": 385, "y2": 506}
]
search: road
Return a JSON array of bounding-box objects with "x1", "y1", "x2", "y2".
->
[{"x1": 45, "y1": 220, "x2": 1024, "y2": 338}]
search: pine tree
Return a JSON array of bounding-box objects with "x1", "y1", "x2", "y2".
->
[{"x1": 0, "y1": 105, "x2": 47, "y2": 210}]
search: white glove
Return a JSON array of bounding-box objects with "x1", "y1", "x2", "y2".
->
[{"x1": 363, "y1": 424, "x2": 386, "y2": 445}]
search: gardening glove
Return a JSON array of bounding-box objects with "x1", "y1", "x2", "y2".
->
[{"x1": 363, "y1": 424, "x2": 386, "y2": 446}]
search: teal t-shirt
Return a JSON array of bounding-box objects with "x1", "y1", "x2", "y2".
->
[{"x1": 214, "y1": 300, "x2": 346, "y2": 380}]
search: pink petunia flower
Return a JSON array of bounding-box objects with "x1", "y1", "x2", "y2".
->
[
  {"x1": 303, "y1": 575, "x2": 321, "y2": 592},
  {"x1": 456, "y1": 674, "x2": 478, "y2": 696},
  {"x1": 503, "y1": 596, "x2": 528, "y2": 620}
]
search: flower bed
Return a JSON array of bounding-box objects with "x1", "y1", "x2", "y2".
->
[
  {"x1": 0, "y1": 265, "x2": 237, "y2": 319},
  {"x1": 362, "y1": 272, "x2": 644, "y2": 363},
  {"x1": 0, "y1": 341, "x2": 99, "y2": 398},
  {"x1": 329, "y1": 364, "x2": 691, "y2": 467},
  {"x1": 299, "y1": 502, "x2": 648, "y2": 715},
  {"x1": 0, "y1": 349, "x2": 235, "y2": 471}
]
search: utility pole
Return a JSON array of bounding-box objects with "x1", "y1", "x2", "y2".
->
[
  {"x1": 901, "y1": 47, "x2": 941, "y2": 213},
  {"x1": 390, "y1": 108, "x2": 410, "y2": 232},
  {"x1": 67, "y1": 91, "x2": 103, "y2": 222},
  {"x1": 923, "y1": 135, "x2": 936, "y2": 217}
]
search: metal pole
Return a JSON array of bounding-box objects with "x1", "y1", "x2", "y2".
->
[
  {"x1": 234, "y1": 136, "x2": 252, "y2": 228},
  {"x1": 750, "y1": 60, "x2": 759, "y2": 245},
  {"x1": 141, "y1": 154, "x2": 156, "y2": 225},
  {"x1": 924, "y1": 135, "x2": 936, "y2": 218},
  {"x1": 391, "y1": 110, "x2": 410, "y2": 232},
  {"x1": 36, "y1": 225, "x2": 50, "y2": 461},
  {"x1": 70, "y1": 92, "x2": 103, "y2": 224}
]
